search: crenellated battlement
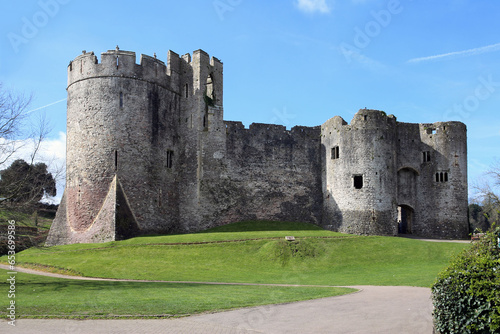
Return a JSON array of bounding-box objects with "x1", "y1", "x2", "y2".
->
[
  {"x1": 67, "y1": 47, "x2": 176, "y2": 92},
  {"x1": 67, "y1": 47, "x2": 223, "y2": 96},
  {"x1": 224, "y1": 121, "x2": 319, "y2": 140}
]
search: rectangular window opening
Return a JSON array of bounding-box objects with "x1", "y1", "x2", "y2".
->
[
  {"x1": 114, "y1": 150, "x2": 118, "y2": 171},
  {"x1": 166, "y1": 150, "x2": 174, "y2": 168},
  {"x1": 353, "y1": 175, "x2": 363, "y2": 189},
  {"x1": 331, "y1": 146, "x2": 339, "y2": 159},
  {"x1": 436, "y1": 171, "x2": 450, "y2": 183},
  {"x1": 119, "y1": 92, "x2": 123, "y2": 108}
]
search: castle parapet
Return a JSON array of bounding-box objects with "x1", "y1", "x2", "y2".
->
[
  {"x1": 351, "y1": 109, "x2": 397, "y2": 128},
  {"x1": 67, "y1": 48, "x2": 185, "y2": 94}
]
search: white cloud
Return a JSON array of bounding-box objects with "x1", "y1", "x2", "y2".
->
[
  {"x1": 295, "y1": 0, "x2": 331, "y2": 14},
  {"x1": 408, "y1": 42, "x2": 500, "y2": 64}
]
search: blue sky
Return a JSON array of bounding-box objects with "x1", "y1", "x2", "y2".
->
[{"x1": 0, "y1": 0, "x2": 499, "y2": 201}]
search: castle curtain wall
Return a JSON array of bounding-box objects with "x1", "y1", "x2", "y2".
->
[{"x1": 47, "y1": 48, "x2": 469, "y2": 246}]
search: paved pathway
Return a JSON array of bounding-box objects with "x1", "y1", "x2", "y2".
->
[
  {"x1": 1, "y1": 265, "x2": 435, "y2": 333},
  {"x1": 2, "y1": 285, "x2": 433, "y2": 333}
]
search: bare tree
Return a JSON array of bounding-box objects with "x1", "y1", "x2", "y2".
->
[
  {"x1": 0, "y1": 83, "x2": 53, "y2": 207},
  {"x1": 0, "y1": 83, "x2": 32, "y2": 165}
]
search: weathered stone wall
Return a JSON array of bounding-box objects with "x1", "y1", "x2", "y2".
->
[
  {"x1": 48, "y1": 49, "x2": 183, "y2": 245},
  {"x1": 396, "y1": 121, "x2": 468, "y2": 238},
  {"x1": 177, "y1": 50, "x2": 225, "y2": 232},
  {"x1": 321, "y1": 110, "x2": 468, "y2": 239},
  {"x1": 198, "y1": 122, "x2": 323, "y2": 228},
  {"x1": 322, "y1": 110, "x2": 398, "y2": 235},
  {"x1": 47, "y1": 48, "x2": 469, "y2": 246}
]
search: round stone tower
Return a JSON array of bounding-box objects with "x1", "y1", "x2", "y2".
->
[
  {"x1": 47, "y1": 47, "x2": 183, "y2": 245},
  {"x1": 322, "y1": 109, "x2": 398, "y2": 235}
]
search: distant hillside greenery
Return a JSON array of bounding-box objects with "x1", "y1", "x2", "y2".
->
[{"x1": 0, "y1": 204, "x2": 56, "y2": 255}]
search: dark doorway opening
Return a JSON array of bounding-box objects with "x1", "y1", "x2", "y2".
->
[{"x1": 398, "y1": 205, "x2": 414, "y2": 234}]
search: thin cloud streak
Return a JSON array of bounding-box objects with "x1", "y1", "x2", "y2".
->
[
  {"x1": 27, "y1": 98, "x2": 67, "y2": 114},
  {"x1": 408, "y1": 42, "x2": 500, "y2": 63}
]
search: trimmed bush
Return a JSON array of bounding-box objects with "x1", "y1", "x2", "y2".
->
[{"x1": 432, "y1": 226, "x2": 500, "y2": 333}]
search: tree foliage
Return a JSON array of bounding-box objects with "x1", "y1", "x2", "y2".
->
[
  {"x1": 469, "y1": 203, "x2": 497, "y2": 233},
  {"x1": 470, "y1": 160, "x2": 500, "y2": 233},
  {"x1": 0, "y1": 159, "x2": 56, "y2": 204}
]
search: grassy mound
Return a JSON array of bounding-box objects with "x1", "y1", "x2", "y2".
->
[
  {"x1": 2, "y1": 221, "x2": 469, "y2": 287},
  {"x1": 0, "y1": 221, "x2": 470, "y2": 319}
]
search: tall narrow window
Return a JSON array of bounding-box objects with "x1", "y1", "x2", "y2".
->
[
  {"x1": 116, "y1": 56, "x2": 119, "y2": 68},
  {"x1": 203, "y1": 113, "x2": 208, "y2": 131},
  {"x1": 166, "y1": 150, "x2": 174, "y2": 168},
  {"x1": 114, "y1": 150, "x2": 118, "y2": 171},
  {"x1": 331, "y1": 146, "x2": 339, "y2": 159},
  {"x1": 185, "y1": 84, "x2": 189, "y2": 98},
  {"x1": 206, "y1": 74, "x2": 214, "y2": 101},
  {"x1": 354, "y1": 175, "x2": 363, "y2": 189},
  {"x1": 119, "y1": 92, "x2": 123, "y2": 108},
  {"x1": 423, "y1": 151, "x2": 431, "y2": 162}
]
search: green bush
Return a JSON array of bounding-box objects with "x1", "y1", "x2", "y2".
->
[{"x1": 432, "y1": 226, "x2": 500, "y2": 333}]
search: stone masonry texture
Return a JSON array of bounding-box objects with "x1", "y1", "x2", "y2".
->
[{"x1": 46, "y1": 48, "x2": 469, "y2": 245}]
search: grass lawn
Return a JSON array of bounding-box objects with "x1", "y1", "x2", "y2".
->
[
  {"x1": 0, "y1": 221, "x2": 470, "y2": 319},
  {"x1": 2, "y1": 221, "x2": 469, "y2": 287},
  {"x1": 0, "y1": 269, "x2": 354, "y2": 319}
]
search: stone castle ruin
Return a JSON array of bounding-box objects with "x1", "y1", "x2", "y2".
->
[{"x1": 46, "y1": 48, "x2": 468, "y2": 245}]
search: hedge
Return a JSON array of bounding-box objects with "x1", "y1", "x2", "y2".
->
[{"x1": 432, "y1": 226, "x2": 500, "y2": 333}]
